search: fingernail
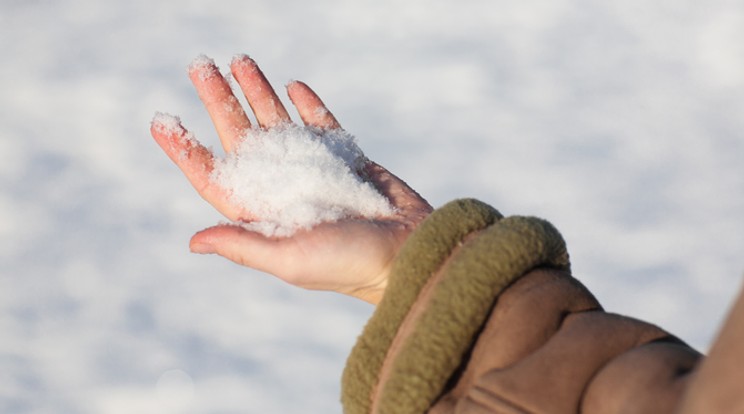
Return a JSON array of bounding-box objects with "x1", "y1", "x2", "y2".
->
[{"x1": 190, "y1": 242, "x2": 215, "y2": 254}]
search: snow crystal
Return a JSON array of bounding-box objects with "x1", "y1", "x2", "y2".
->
[
  {"x1": 212, "y1": 124, "x2": 394, "y2": 237},
  {"x1": 151, "y1": 112, "x2": 184, "y2": 135},
  {"x1": 189, "y1": 54, "x2": 219, "y2": 81},
  {"x1": 231, "y1": 54, "x2": 256, "y2": 69},
  {"x1": 313, "y1": 105, "x2": 330, "y2": 118},
  {"x1": 151, "y1": 112, "x2": 200, "y2": 160}
]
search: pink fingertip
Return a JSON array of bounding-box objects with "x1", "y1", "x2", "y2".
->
[
  {"x1": 189, "y1": 54, "x2": 219, "y2": 80},
  {"x1": 151, "y1": 112, "x2": 184, "y2": 134},
  {"x1": 231, "y1": 53, "x2": 254, "y2": 65},
  {"x1": 150, "y1": 112, "x2": 200, "y2": 156},
  {"x1": 190, "y1": 242, "x2": 216, "y2": 254},
  {"x1": 285, "y1": 79, "x2": 300, "y2": 90},
  {"x1": 230, "y1": 54, "x2": 259, "y2": 75}
]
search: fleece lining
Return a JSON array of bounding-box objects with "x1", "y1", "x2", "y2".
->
[
  {"x1": 341, "y1": 199, "x2": 502, "y2": 414},
  {"x1": 376, "y1": 216, "x2": 570, "y2": 414}
]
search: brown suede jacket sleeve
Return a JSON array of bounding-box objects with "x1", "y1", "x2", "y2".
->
[
  {"x1": 430, "y1": 268, "x2": 699, "y2": 413},
  {"x1": 341, "y1": 199, "x2": 744, "y2": 414}
]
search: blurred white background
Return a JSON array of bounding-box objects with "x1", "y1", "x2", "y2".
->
[{"x1": 1, "y1": 1, "x2": 743, "y2": 412}]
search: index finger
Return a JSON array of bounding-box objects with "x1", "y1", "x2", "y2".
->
[{"x1": 150, "y1": 112, "x2": 251, "y2": 221}]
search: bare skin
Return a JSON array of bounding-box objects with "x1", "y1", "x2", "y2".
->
[{"x1": 150, "y1": 54, "x2": 432, "y2": 304}]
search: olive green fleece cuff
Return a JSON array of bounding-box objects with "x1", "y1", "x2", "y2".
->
[
  {"x1": 342, "y1": 199, "x2": 501, "y2": 413},
  {"x1": 341, "y1": 199, "x2": 571, "y2": 414}
]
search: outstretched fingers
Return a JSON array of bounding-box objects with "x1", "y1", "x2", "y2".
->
[
  {"x1": 286, "y1": 81, "x2": 341, "y2": 130},
  {"x1": 189, "y1": 55, "x2": 252, "y2": 153},
  {"x1": 150, "y1": 113, "x2": 246, "y2": 221},
  {"x1": 231, "y1": 54, "x2": 291, "y2": 129}
]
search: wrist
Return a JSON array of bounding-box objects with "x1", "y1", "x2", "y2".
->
[{"x1": 347, "y1": 273, "x2": 389, "y2": 305}]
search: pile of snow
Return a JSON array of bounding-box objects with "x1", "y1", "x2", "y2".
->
[{"x1": 212, "y1": 124, "x2": 394, "y2": 236}]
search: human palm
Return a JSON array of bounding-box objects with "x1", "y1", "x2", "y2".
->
[{"x1": 150, "y1": 54, "x2": 431, "y2": 304}]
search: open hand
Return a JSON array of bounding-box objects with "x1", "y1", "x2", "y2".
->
[{"x1": 150, "y1": 55, "x2": 432, "y2": 304}]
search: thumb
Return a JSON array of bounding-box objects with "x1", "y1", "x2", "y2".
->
[
  {"x1": 190, "y1": 224, "x2": 274, "y2": 270},
  {"x1": 189, "y1": 224, "x2": 309, "y2": 287}
]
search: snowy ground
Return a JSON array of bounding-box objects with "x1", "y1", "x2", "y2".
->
[{"x1": 2, "y1": 1, "x2": 743, "y2": 413}]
